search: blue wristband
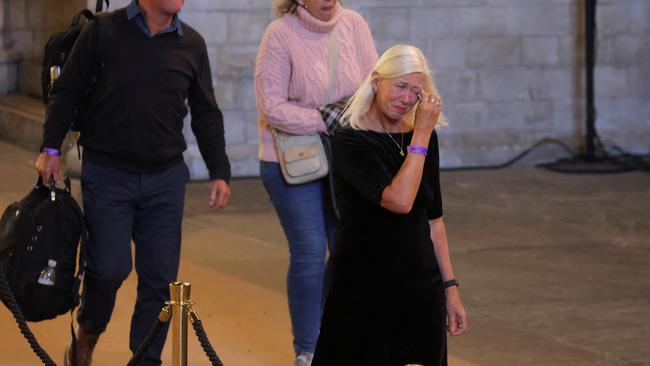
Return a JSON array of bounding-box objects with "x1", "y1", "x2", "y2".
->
[
  {"x1": 406, "y1": 145, "x2": 428, "y2": 156},
  {"x1": 42, "y1": 148, "x2": 60, "y2": 156}
]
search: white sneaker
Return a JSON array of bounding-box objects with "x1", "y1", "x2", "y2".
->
[{"x1": 295, "y1": 352, "x2": 314, "y2": 366}]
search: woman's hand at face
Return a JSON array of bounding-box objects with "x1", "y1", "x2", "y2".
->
[{"x1": 414, "y1": 91, "x2": 442, "y2": 134}]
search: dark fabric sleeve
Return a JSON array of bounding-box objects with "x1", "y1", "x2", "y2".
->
[
  {"x1": 41, "y1": 20, "x2": 101, "y2": 150},
  {"x1": 187, "y1": 41, "x2": 231, "y2": 182},
  {"x1": 333, "y1": 130, "x2": 393, "y2": 206},
  {"x1": 427, "y1": 131, "x2": 443, "y2": 220}
]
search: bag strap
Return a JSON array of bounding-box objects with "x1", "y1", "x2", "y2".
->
[
  {"x1": 71, "y1": 9, "x2": 95, "y2": 27},
  {"x1": 68, "y1": 9, "x2": 114, "y2": 161},
  {"x1": 36, "y1": 176, "x2": 72, "y2": 198},
  {"x1": 70, "y1": 312, "x2": 78, "y2": 366},
  {"x1": 321, "y1": 27, "x2": 340, "y2": 220},
  {"x1": 74, "y1": 214, "x2": 88, "y2": 305},
  {"x1": 92, "y1": 12, "x2": 114, "y2": 81},
  {"x1": 71, "y1": 0, "x2": 109, "y2": 26},
  {"x1": 96, "y1": 0, "x2": 109, "y2": 13},
  {"x1": 321, "y1": 26, "x2": 339, "y2": 105}
]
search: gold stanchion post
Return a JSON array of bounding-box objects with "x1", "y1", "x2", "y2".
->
[{"x1": 168, "y1": 281, "x2": 193, "y2": 366}]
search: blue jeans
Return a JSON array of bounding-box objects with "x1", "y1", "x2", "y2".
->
[
  {"x1": 78, "y1": 159, "x2": 189, "y2": 366},
  {"x1": 260, "y1": 161, "x2": 337, "y2": 355}
]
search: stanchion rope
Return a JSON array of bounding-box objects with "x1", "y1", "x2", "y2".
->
[{"x1": 0, "y1": 265, "x2": 57, "y2": 366}]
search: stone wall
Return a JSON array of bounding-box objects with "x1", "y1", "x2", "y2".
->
[
  {"x1": 355, "y1": 0, "x2": 649, "y2": 167},
  {"x1": 11, "y1": 0, "x2": 87, "y2": 96},
  {"x1": 0, "y1": 0, "x2": 622, "y2": 176},
  {"x1": 11, "y1": 0, "x2": 86, "y2": 60},
  {"x1": 178, "y1": 0, "x2": 274, "y2": 178},
  {"x1": 360, "y1": 0, "x2": 590, "y2": 166},
  {"x1": 100, "y1": 0, "x2": 270, "y2": 178},
  {"x1": 174, "y1": 0, "x2": 650, "y2": 176}
]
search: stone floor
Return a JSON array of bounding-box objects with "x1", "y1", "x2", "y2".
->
[{"x1": 0, "y1": 140, "x2": 649, "y2": 366}]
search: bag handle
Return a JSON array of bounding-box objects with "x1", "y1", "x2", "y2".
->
[
  {"x1": 71, "y1": 9, "x2": 95, "y2": 26},
  {"x1": 36, "y1": 176, "x2": 72, "y2": 197},
  {"x1": 96, "y1": 0, "x2": 109, "y2": 13},
  {"x1": 71, "y1": 0, "x2": 109, "y2": 26}
]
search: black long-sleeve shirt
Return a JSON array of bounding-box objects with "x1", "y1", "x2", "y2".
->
[{"x1": 42, "y1": 8, "x2": 230, "y2": 181}]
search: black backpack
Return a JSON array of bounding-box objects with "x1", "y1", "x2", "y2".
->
[
  {"x1": 41, "y1": 0, "x2": 111, "y2": 131},
  {"x1": 0, "y1": 178, "x2": 86, "y2": 322}
]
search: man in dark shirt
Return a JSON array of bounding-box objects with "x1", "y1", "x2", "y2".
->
[{"x1": 35, "y1": 1, "x2": 231, "y2": 365}]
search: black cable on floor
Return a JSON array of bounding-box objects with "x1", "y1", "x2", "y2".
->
[
  {"x1": 441, "y1": 137, "x2": 575, "y2": 172},
  {"x1": 441, "y1": 136, "x2": 649, "y2": 173}
]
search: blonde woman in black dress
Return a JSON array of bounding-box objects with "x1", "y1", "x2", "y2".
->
[{"x1": 313, "y1": 44, "x2": 467, "y2": 366}]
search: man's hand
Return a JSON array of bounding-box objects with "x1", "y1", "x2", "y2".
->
[
  {"x1": 35, "y1": 152, "x2": 61, "y2": 185},
  {"x1": 209, "y1": 179, "x2": 230, "y2": 212}
]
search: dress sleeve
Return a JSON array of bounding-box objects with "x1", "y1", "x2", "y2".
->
[
  {"x1": 427, "y1": 131, "x2": 443, "y2": 220},
  {"x1": 333, "y1": 130, "x2": 393, "y2": 206}
]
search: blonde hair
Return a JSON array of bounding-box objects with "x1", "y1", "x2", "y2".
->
[
  {"x1": 273, "y1": 0, "x2": 342, "y2": 16},
  {"x1": 272, "y1": 0, "x2": 299, "y2": 16},
  {"x1": 343, "y1": 44, "x2": 448, "y2": 130}
]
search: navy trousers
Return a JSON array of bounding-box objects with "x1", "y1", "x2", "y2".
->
[{"x1": 78, "y1": 159, "x2": 189, "y2": 366}]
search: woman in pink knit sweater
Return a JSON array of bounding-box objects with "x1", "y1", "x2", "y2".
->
[{"x1": 254, "y1": 0, "x2": 377, "y2": 365}]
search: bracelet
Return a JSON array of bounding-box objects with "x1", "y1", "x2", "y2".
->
[
  {"x1": 406, "y1": 144, "x2": 428, "y2": 156},
  {"x1": 42, "y1": 147, "x2": 60, "y2": 156},
  {"x1": 443, "y1": 279, "x2": 459, "y2": 289}
]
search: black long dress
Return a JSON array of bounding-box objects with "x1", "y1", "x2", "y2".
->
[{"x1": 313, "y1": 128, "x2": 447, "y2": 366}]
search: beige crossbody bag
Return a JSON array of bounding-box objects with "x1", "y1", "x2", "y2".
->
[{"x1": 273, "y1": 27, "x2": 339, "y2": 185}]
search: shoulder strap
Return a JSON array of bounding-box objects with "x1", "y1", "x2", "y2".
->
[
  {"x1": 94, "y1": 12, "x2": 114, "y2": 70},
  {"x1": 71, "y1": 9, "x2": 95, "y2": 27},
  {"x1": 73, "y1": 207, "x2": 88, "y2": 305},
  {"x1": 96, "y1": 0, "x2": 109, "y2": 13},
  {"x1": 321, "y1": 26, "x2": 339, "y2": 105},
  {"x1": 273, "y1": 26, "x2": 339, "y2": 136}
]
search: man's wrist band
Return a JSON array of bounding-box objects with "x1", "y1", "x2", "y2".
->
[
  {"x1": 42, "y1": 148, "x2": 60, "y2": 156},
  {"x1": 406, "y1": 144, "x2": 428, "y2": 156},
  {"x1": 443, "y1": 279, "x2": 459, "y2": 289}
]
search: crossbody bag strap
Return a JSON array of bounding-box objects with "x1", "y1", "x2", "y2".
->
[
  {"x1": 321, "y1": 25, "x2": 339, "y2": 105},
  {"x1": 273, "y1": 25, "x2": 339, "y2": 137}
]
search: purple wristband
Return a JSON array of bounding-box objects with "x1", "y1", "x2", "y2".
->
[
  {"x1": 406, "y1": 144, "x2": 428, "y2": 156},
  {"x1": 42, "y1": 148, "x2": 60, "y2": 156}
]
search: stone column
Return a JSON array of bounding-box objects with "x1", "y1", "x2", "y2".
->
[{"x1": 0, "y1": 0, "x2": 22, "y2": 94}]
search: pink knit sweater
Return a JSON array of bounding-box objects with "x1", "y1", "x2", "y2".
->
[{"x1": 254, "y1": 3, "x2": 377, "y2": 162}]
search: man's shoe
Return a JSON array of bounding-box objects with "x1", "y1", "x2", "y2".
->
[
  {"x1": 295, "y1": 352, "x2": 314, "y2": 366},
  {"x1": 63, "y1": 327, "x2": 100, "y2": 366}
]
